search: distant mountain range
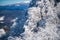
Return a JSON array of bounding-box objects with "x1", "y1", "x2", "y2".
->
[{"x1": 0, "y1": 3, "x2": 29, "y2": 10}]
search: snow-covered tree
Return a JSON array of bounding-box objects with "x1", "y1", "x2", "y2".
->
[
  {"x1": 8, "y1": 0, "x2": 60, "y2": 40},
  {"x1": 23, "y1": 0, "x2": 59, "y2": 40}
]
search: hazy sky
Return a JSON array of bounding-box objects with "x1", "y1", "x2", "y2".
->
[{"x1": 0, "y1": 0, "x2": 31, "y2": 5}]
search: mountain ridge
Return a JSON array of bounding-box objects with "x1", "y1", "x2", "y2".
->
[{"x1": 0, "y1": 3, "x2": 29, "y2": 10}]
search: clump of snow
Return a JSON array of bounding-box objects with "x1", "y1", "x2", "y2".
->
[
  {"x1": 11, "y1": 17, "x2": 18, "y2": 28},
  {"x1": 0, "y1": 29, "x2": 6, "y2": 37},
  {"x1": 11, "y1": 18, "x2": 18, "y2": 22},
  {"x1": 0, "y1": 16, "x2": 4, "y2": 21},
  {"x1": 8, "y1": 36, "x2": 22, "y2": 40}
]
